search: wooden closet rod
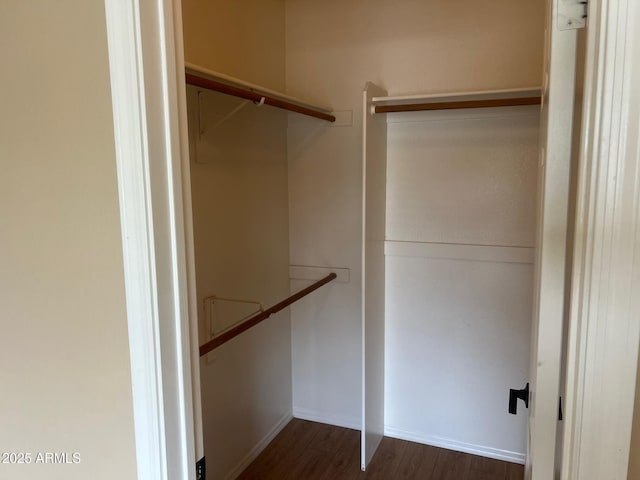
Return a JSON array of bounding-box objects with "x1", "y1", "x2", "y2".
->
[
  {"x1": 186, "y1": 73, "x2": 336, "y2": 123},
  {"x1": 199, "y1": 273, "x2": 337, "y2": 356},
  {"x1": 375, "y1": 96, "x2": 541, "y2": 114}
]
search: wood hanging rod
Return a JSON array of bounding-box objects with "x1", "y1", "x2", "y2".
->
[
  {"x1": 185, "y1": 73, "x2": 336, "y2": 123},
  {"x1": 199, "y1": 273, "x2": 337, "y2": 356},
  {"x1": 374, "y1": 96, "x2": 541, "y2": 114}
]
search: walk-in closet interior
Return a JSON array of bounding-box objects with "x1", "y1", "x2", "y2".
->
[{"x1": 181, "y1": 1, "x2": 545, "y2": 478}]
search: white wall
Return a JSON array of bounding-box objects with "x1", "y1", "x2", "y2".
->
[
  {"x1": 188, "y1": 89, "x2": 292, "y2": 480},
  {"x1": 287, "y1": 113, "x2": 364, "y2": 427},
  {"x1": 386, "y1": 109, "x2": 539, "y2": 247},
  {"x1": 0, "y1": 2, "x2": 137, "y2": 479},
  {"x1": 384, "y1": 108, "x2": 539, "y2": 462},
  {"x1": 286, "y1": 0, "x2": 544, "y2": 431},
  {"x1": 182, "y1": 2, "x2": 292, "y2": 478}
]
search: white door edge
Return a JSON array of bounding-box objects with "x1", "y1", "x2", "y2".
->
[
  {"x1": 361, "y1": 82, "x2": 388, "y2": 471},
  {"x1": 527, "y1": 1, "x2": 578, "y2": 477}
]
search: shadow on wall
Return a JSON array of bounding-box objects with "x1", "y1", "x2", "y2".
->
[{"x1": 187, "y1": 87, "x2": 293, "y2": 479}]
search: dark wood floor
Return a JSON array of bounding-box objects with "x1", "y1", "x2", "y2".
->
[{"x1": 238, "y1": 419, "x2": 524, "y2": 480}]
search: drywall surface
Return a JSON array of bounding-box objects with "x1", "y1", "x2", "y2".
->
[
  {"x1": 187, "y1": 88, "x2": 292, "y2": 479},
  {"x1": 182, "y1": 2, "x2": 292, "y2": 477},
  {"x1": 182, "y1": 0, "x2": 285, "y2": 91},
  {"x1": 287, "y1": 113, "x2": 364, "y2": 428},
  {"x1": 286, "y1": 0, "x2": 544, "y2": 430},
  {"x1": 0, "y1": 2, "x2": 137, "y2": 479},
  {"x1": 385, "y1": 254, "x2": 533, "y2": 462},
  {"x1": 286, "y1": 0, "x2": 544, "y2": 108},
  {"x1": 386, "y1": 109, "x2": 539, "y2": 246},
  {"x1": 385, "y1": 108, "x2": 539, "y2": 462}
]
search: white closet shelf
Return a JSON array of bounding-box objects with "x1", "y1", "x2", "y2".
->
[
  {"x1": 372, "y1": 87, "x2": 542, "y2": 113},
  {"x1": 185, "y1": 63, "x2": 336, "y2": 122}
]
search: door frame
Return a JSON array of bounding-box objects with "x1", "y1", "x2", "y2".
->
[
  {"x1": 560, "y1": 0, "x2": 640, "y2": 478},
  {"x1": 103, "y1": 0, "x2": 202, "y2": 479},
  {"x1": 103, "y1": 1, "x2": 639, "y2": 479}
]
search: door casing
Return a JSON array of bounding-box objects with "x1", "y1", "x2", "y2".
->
[{"x1": 103, "y1": 1, "x2": 640, "y2": 478}]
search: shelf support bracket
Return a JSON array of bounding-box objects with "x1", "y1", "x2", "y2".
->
[{"x1": 558, "y1": 0, "x2": 588, "y2": 30}]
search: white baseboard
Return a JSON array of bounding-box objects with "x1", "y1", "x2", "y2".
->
[
  {"x1": 384, "y1": 425, "x2": 526, "y2": 465},
  {"x1": 224, "y1": 409, "x2": 293, "y2": 480},
  {"x1": 292, "y1": 407, "x2": 361, "y2": 431},
  {"x1": 238, "y1": 409, "x2": 525, "y2": 469}
]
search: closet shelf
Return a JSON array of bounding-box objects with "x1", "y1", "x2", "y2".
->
[
  {"x1": 372, "y1": 87, "x2": 541, "y2": 113},
  {"x1": 185, "y1": 63, "x2": 336, "y2": 122}
]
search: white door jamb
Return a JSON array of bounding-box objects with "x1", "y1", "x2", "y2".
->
[
  {"x1": 561, "y1": 0, "x2": 640, "y2": 478},
  {"x1": 103, "y1": 0, "x2": 201, "y2": 479}
]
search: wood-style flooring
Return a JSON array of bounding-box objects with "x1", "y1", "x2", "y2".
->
[{"x1": 237, "y1": 419, "x2": 524, "y2": 480}]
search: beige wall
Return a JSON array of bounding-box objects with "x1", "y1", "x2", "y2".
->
[
  {"x1": 187, "y1": 87, "x2": 292, "y2": 480},
  {"x1": 286, "y1": 0, "x2": 545, "y2": 428},
  {"x1": 182, "y1": 1, "x2": 291, "y2": 478},
  {"x1": 0, "y1": 2, "x2": 136, "y2": 480},
  {"x1": 286, "y1": 0, "x2": 544, "y2": 106},
  {"x1": 182, "y1": 0, "x2": 285, "y2": 91}
]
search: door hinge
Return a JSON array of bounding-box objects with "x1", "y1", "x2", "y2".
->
[
  {"x1": 558, "y1": 0, "x2": 588, "y2": 30},
  {"x1": 196, "y1": 456, "x2": 206, "y2": 480}
]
